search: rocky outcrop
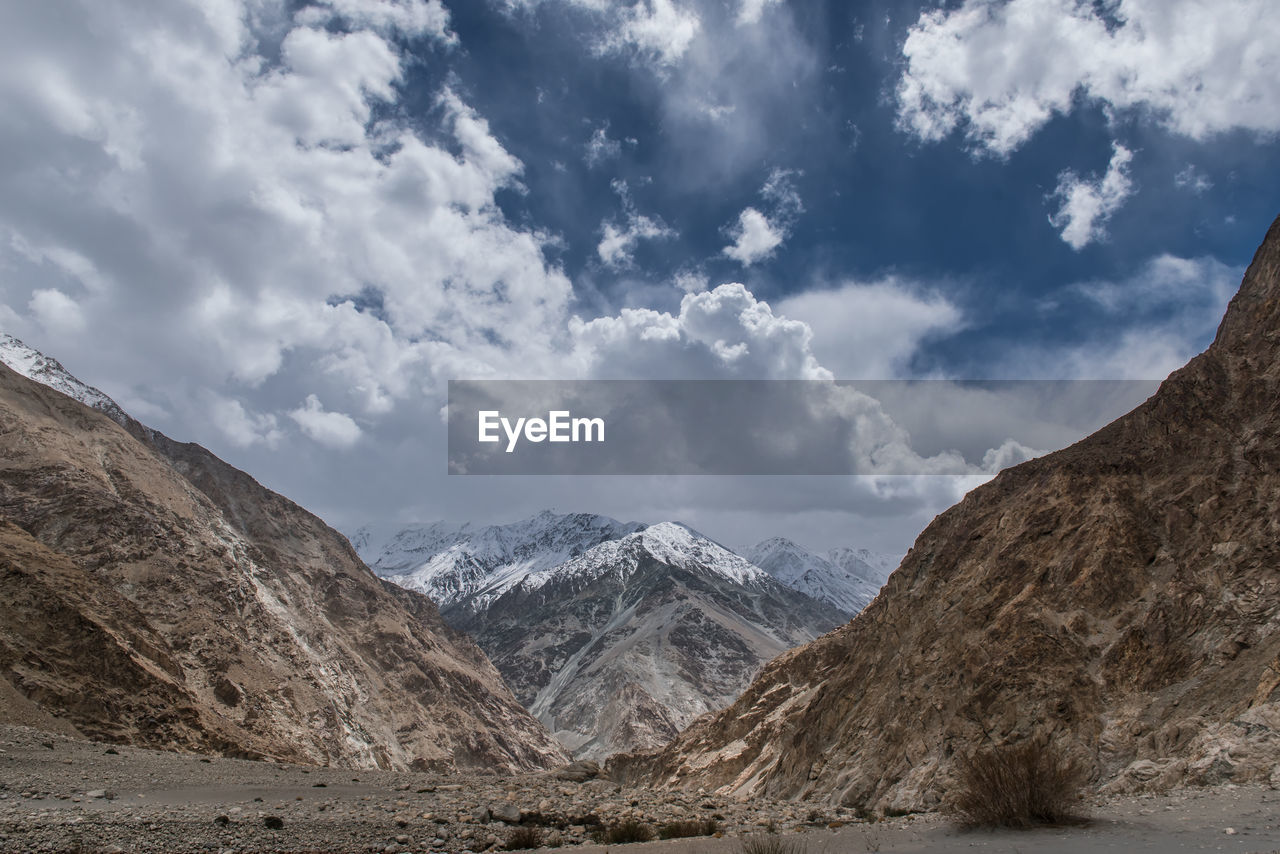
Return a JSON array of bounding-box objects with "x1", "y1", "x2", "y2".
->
[
  {"x1": 612, "y1": 214, "x2": 1280, "y2": 810},
  {"x1": 0, "y1": 358, "x2": 568, "y2": 771}
]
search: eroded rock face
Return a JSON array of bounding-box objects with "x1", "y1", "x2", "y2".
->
[
  {"x1": 612, "y1": 214, "x2": 1280, "y2": 810},
  {"x1": 0, "y1": 361, "x2": 568, "y2": 772}
]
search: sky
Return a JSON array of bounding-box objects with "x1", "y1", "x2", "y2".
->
[{"x1": 1, "y1": 0, "x2": 1277, "y2": 558}]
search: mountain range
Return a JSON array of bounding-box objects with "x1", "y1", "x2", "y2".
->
[{"x1": 358, "y1": 517, "x2": 862, "y2": 758}]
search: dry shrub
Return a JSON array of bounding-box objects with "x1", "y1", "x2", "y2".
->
[
  {"x1": 659, "y1": 818, "x2": 720, "y2": 839},
  {"x1": 503, "y1": 825, "x2": 543, "y2": 850},
  {"x1": 735, "y1": 832, "x2": 809, "y2": 854},
  {"x1": 947, "y1": 739, "x2": 1089, "y2": 828},
  {"x1": 591, "y1": 819, "x2": 655, "y2": 844}
]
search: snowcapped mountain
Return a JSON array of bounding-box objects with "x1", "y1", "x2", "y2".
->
[
  {"x1": 353, "y1": 511, "x2": 645, "y2": 611},
  {"x1": 742, "y1": 537, "x2": 895, "y2": 615},
  {"x1": 450, "y1": 522, "x2": 848, "y2": 760},
  {"x1": 363, "y1": 512, "x2": 848, "y2": 760},
  {"x1": 0, "y1": 333, "x2": 129, "y2": 426},
  {"x1": 514, "y1": 522, "x2": 770, "y2": 592},
  {"x1": 828, "y1": 545, "x2": 896, "y2": 584}
]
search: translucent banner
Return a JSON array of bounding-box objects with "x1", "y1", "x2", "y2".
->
[{"x1": 446, "y1": 379, "x2": 1159, "y2": 475}]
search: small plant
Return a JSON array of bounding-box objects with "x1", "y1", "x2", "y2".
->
[
  {"x1": 590, "y1": 819, "x2": 656, "y2": 844},
  {"x1": 658, "y1": 818, "x2": 720, "y2": 839},
  {"x1": 946, "y1": 739, "x2": 1089, "y2": 828},
  {"x1": 503, "y1": 826, "x2": 543, "y2": 850},
  {"x1": 735, "y1": 832, "x2": 809, "y2": 854}
]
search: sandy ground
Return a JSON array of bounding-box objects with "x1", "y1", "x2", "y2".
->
[{"x1": 1, "y1": 725, "x2": 1277, "y2": 853}]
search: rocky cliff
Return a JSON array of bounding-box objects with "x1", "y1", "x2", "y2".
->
[
  {"x1": 612, "y1": 214, "x2": 1280, "y2": 810},
  {"x1": 0, "y1": 355, "x2": 568, "y2": 772}
]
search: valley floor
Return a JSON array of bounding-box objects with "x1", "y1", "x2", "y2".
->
[{"x1": 1, "y1": 725, "x2": 1277, "y2": 853}]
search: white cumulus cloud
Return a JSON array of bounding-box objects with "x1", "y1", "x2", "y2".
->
[
  {"x1": 0, "y1": 0, "x2": 575, "y2": 433},
  {"x1": 777, "y1": 278, "x2": 964, "y2": 378},
  {"x1": 722, "y1": 207, "x2": 784, "y2": 265},
  {"x1": 208, "y1": 394, "x2": 285, "y2": 448},
  {"x1": 721, "y1": 168, "x2": 802, "y2": 265},
  {"x1": 602, "y1": 0, "x2": 701, "y2": 67},
  {"x1": 290, "y1": 394, "x2": 363, "y2": 448},
  {"x1": 1048, "y1": 142, "x2": 1134, "y2": 250},
  {"x1": 28, "y1": 288, "x2": 86, "y2": 335},
  {"x1": 897, "y1": 0, "x2": 1280, "y2": 156}
]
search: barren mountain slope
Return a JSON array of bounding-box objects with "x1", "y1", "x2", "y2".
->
[
  {"x1": 0, "y1": 361, "x2": 567, "y2": 772},
  {"x1": 611, "y1": 214, "x2": 1280, "y2": 811}
]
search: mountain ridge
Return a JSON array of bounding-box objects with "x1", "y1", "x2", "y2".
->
[
  {"x1": 608, "y1": 213, "x2": 1280, "y2": 811},
  {"x1": 0, "y1": 347, "x2": 568, "y2": 772}
]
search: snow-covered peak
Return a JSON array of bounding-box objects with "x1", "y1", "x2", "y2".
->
[
  {"x1": 741, "y1": 537, "x2": 832, "y2": 587},
  {"x1": 741, "y1": 537, "x2": 896, "y2": 616},
  {"x1": 357, "y1": 511, "x2": 645, "y2": 608},
  {"x1": 0, "y1": 333, "x2": 129, "y2": 426},
  {"x1": 827, "y1": 546, "x2": 896, "y2": 585},
  {"x1": 521, "y1": 522, "x2": 768, "y2": 592}
]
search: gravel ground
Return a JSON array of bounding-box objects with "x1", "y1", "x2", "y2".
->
[
  {"x1": 0, "y1": 725, "x2": 854, "y2": 853},
  {"x1": 2, "y1": 725, "x2": 1278, "y2": 854}
]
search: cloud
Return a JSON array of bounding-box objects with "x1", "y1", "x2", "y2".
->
[
  {"x1": 672, "y1": 270, "x2": 709, "y2": 293},
  {"x1": 1018, "y1": 254, "x2": 1242, "y2": 379},
  {"x1": 601, "y1": 0, "x2": 701, "y2": 67},
  {"x1": 584, "y1": 124, "x2": 621, "y2": 167},
  {"x1": 1174, "y1": 164, "x2": 1213, "y2": 194},
  {"x1": 559, "y1": 283, "x2": 1047, "y2": 480},
  {"x1": 507, "y1": 0, "x2": 701, "y2": 68},
  {"x1": 777, "y1": 278, "x2": 964, "y2": 378},
  {"x1": 735, "y1": 0, "x2": 780, "y2": 26},
  {"x1": 0, "y1": 0, "x2": 576, "y2": 427},
  {"x1": 502, "y1": 0, "x2": 819, "y2": 184},
  {"x1": 1048, "y1": 142, "x2": 1135, "y2": 250},
  {"x1": 897, "y1": 0, "x2": 1280, "y2": 156},
  {"x1": 28, "y1": 288, "x2": 86, "y2": 335},
  {"x1": 596, "y1": 179, "x2": 675, "y2": 267},
  {"x1": 290, "y1": 394, "x2": 363, "y2": 448},
  {"x1": 761, "y1": 167, "x2": 803, "y2": 217},
  {"x1": 721, "y1": 208, "x2": 783, "y2": 265},
  {"x1": 597, "y1": 214, "x2": 674, "y2": 267},
  {"x1": 298, "y1": 0, "x2": 456, "y2": 41},
  {"x1": 720, "y1": 167, "x2": 803, "y2": 265},
  {"x1": 571, "y1": 283, "x2": 831, "y2": 380},
  {"x1": 208, "y1": 394, "x2": 285, "y2": 448}
]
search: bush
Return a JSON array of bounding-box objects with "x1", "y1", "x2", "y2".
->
[
  {"x1": 658, "y1": 818, "x2": 720, "y2": 839},
  {"x1": 590, "y1": 819, "x2": 656, "y2": 844},
  {"x1": 735, "y1": 833, "x2": 808, "y2": 854},
  {"x1": 503, "y1": 826, "x2": 543, "y2": 850},
  {"x1": 947, "y1": 739, "x2": 1089, "y2": 828}
]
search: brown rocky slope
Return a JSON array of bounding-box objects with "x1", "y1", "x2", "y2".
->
[
  {"x1": 0, "y1": 360, "x2": 568, "y2": 772},
  {"x1": 610, "y1": 214, "x2": 1280, "y2": 811}
]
